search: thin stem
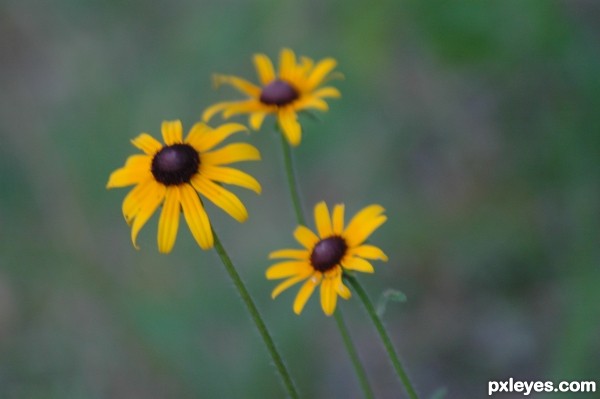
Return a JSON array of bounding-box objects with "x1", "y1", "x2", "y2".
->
[
  {"x1": 334, "y1": 309, "x2": 376, "y2": 399},
  {"x1": 213, "y1": 230, "x2": 299, "y2": 399},
  {"x1": 279, "y1": 132, "x2": 305, "y2": 225},
  {"x1": 344, "y1": 274, "x2": 420, "y2": 399},
  {"x1": 278, "y1": 134, "x2": 374, "y2": 398}
]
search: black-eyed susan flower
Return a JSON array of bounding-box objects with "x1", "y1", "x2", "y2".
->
[
  {"x1": 107, "y1": 120, "x2": 261, "y2": 253},
  {"x1": 203, "y1": 48, "x2": 341, "y2": 147},
  {"x1": 266, "y1": 201, "x2": 388, "y2": 316}
]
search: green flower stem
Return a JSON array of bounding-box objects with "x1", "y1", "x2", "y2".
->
[
  {"x1": 344, "y1": 274, "x2": 420, "y2": 399},
  {"x1": 278, "y1": 134, "x2": 374, "y2": 398},
  {"x1": 213, "y1": 230, "x2": 299, "y2": 399},
  {"x1": 334, "y1": 309, "x2": 376, "y2": 399},
  {"x1": 279, "y1": 132, "x2": 306, "y2": 226}
]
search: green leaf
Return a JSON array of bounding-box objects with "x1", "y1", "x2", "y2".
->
[
  {"x1": 430, "y1": 387, "x2": 447, "y2": 399},
  {"x1": 375, "y1": 288, "x2": 407, "y2": 316}
]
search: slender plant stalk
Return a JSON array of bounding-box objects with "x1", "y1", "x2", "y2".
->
[
  {"x1": 334, "y1": 309, "x2": 376, "y2": 399},
  {"x1": 344, "y1": 274, "x2": 420, "y2": 399},
  {"x1": 213, "y1": 230, "x2": 299, "y2": 399},
  {"x1": 279, "y1": 132, "x2": 306, "y2": 226},
  {"x1": 278, "y1": 133, "x2": 374, "y2": 398}
]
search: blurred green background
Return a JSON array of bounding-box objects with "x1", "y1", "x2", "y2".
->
[{"x1": 1, "y1": 0, "x2": 599, "y2": 398}]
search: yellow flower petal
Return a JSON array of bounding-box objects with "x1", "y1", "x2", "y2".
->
[
  {"x1": 201, "y1": 143, "x2": 261, "y2": 165},
  {"x1": 348, "y1": 245, "x2": 388, "y2": 261},
  {"x1": 320, "y1": 276, "x2": 337, "y2": 316},
  {"x1": 266, "y1": 261, "x2": 311, "y2": 279},
  {"x1": 295, "y1": 96, "x2": 329, "y2": 112},
  {"x1": 222, "y1": 100, "x2": 269, "y2": 119},
  {"x1": 213, "y1": 74, "x2": 261, "y2": 97},
  {"x1": 184, "y1": 122, "x2": 212, "y2": 148},
  {"x1": 179, "y1": 183, "x2": 213, "y2": 250},
  {"x1": 131, "y1": 133, "x2": 162, "y2": 155},
  {"x1": 191, "y1": 175, "x2": 248, "y2": 222},
  {"x1": 271, "y1": 272, "x2": 311, "y2": 299},
  {"x1": 249, "y1": 112, "x2": 267, "y2": 130},
  {"x1": 344, "y1": 204, "x2": 387, "y2": 247},
  {"x1": 312, "y1": 86, "x2": 341, "y2": 99},
  {"x1": 122, "y1": 178, "x2": 159, "y2": 223},
  {"x1": 191, "y1": 123, "x2": 247, "y2": 152},
  {"x1": 130, "y1": 183, "x2": 166, "y2": 249},
  {"x1": 253, "y1": 53, "x2": 275, "y2": 85},
  {"x1": 161, "y1": 120, "x2": 183, "y2": 145},
  {"x1": 268, "y1": 249, "x2": 310, "y2": 260},
  {"x1": 107, "y1": 168, "x2": 147, "y2": 189},
  {"x1": 279, "y1": 48, "x2": 297, "y2": 81},
  {"x1": 107, "y1": 157, "x2": 151, "y2": 188},
  {"x1": 293, "y1": 273, "x2": 321, "y2": 315},
  {"x1": 332, "y1": 204, "x2": 345, "y2": 235},
  {"x1": 314, "y1": 201, "x2": 333, "y2": 238},
  {"x1": 336, "y1": 277, "x2": 352, "y2": 300},
  {"x1": 278, "y1": 109, "x2": 301, "y2": 146},
  {"x1": 341, "y1": 256, "x2": 375, "y2": 273},
  {"x1": 202, "y1": 102, "x2": 235, "y2": 122},
  {"x1": 200, "y1": 165, "x2": 261, "y2": 194},
  {"x1": 293, "y1": 225, "x2": 320, "y2": 249},
  {"x1": 157, "y1": 186, "x2": 180, "y2": 253},
  {"x1": 307, "y1": 58, "x2": 337, "y2": 90}
]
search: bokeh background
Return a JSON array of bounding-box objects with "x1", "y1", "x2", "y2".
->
[{"x1": 1, "y1": 1, "x2": 599, "y2": 398}]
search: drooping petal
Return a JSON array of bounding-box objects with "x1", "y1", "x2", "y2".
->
[
  {"x1": 268, "y1": 249, "x2": 310, "y2": 260},
  {"x1": 293, "y1": 225, "x2": 320, "y2": 249},
  {"x1": 341, "y1": 256, "x2": 375, "y2": 273},
  {"x1": 191, "y1": 175, "x2": 248, "y2": 222},
  {"x1": 201, "y1": 143, "x2": 261, "y2": 165},
  {"x1": 332, "y1": 204, "x2": 345, "y2": 235},
  {"x1": 249, "y1": 112, "x2": 267, "y2": 130},
  {"x1": 278, "y1": 48, "x2": 297, "y2": 81},
  {"x1": 335, "y1": 275, "x2": 352, "y2": 299},
  {"x1": 200, "y1": 165, "x2": 261, "y2": 194},
  {"x1": 293, "y1": 274, "x2": 321, "y2": 315},
  {"x1": 271, "y1": 271, "x2": 312, "y2": 299},
  {"x1": 278, "y1": 109, "x2": 301, "y2": 146},
  {"x1": 161, "y1": 120, "x2": 183, "y2": 145},
  {"x1": 179, "y1": 183, "x2": 213, "y2": 250},
  {"x1": 131, "y1": 133, "x2": 163, "y2": 155},
  {"x1": 122, "y1": 178, "x2": 159, "y2": 223},
  {"x1": 320, "y1": 276, "x2": 337, "y2": 316},
  {"x1": 348, "y1": 244, "x2": 388, "y2": 261},
  {"x1": 213, "y1": 74, "x2": 262, "y2": 97},
  {"x1": 253, "y1": 53, "x2": 276, "y2": 85},
  {"x1": 157, "y1": 186, "x2": 180, "y2": 253},
  {"x1": 266, "y1": 261, "x2": 312, "y2": 279},
  {"x1": 314, "y1": 201, "x2": 333, "y2": 238},
  {"x1": 190, "y1": 123, "x2": 247, "y2": 152},
  {"x1": 344, "y1": 205, "x2": 387, "y2": 246},
  {"x1": 307, "y1": 58, "x2": 337, "y2": 90},
  {"x1": 130, "y1": 183, "x2": 166, "y2": 249}
]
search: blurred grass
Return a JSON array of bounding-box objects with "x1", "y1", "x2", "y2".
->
[{"x1": 1, "y1": 0, "x2": 599, "y2": 398}]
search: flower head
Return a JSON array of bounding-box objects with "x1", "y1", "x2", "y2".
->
[
  {"x1": 107, "y1": 120, "x2": 261, "y2": 253},
  {"x1": 203, "y1": 48, "x2": 341, "y2": 146},
  {"x1": 266, "y1": 202, "x2": 388, "y2": 316}
]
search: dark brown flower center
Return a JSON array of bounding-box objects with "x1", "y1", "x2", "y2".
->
[
  {"x1": 259, "y1": 79, "x2": 299, "y2": 106},
  {"x1": 310, "y1": 236, "x2": 347, "y2": 272},
  {"x1": 151, "y1": 144, "x2": 199, "y2": 185}
]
